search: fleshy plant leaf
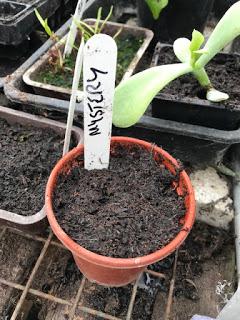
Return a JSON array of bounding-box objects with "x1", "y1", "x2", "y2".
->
[
  {"x1": 173, "y1": 38, "x2": 191, "y2": 63},
  {"x1": 145, "y1": 0, "x2": 168, "y2": 20},
  {"x1": 189, "y1": 30, "x2": 204, "y2": 53},
  {"x1": 196, "y1": 1, "x2": 240, "y2": 69},
  {"x1": 173, "y1": 30, "x2": 205, "y2": 66},
  {"x1": 189, "y1": 29, "x2": 205, "y2": 64},
  {"x1": 173, "y1": 31, "x2": 220, "y2": 97},
  {"x1": 206, "y1": 88, "x2": 229, "y2": 102},
  {"x1": 113, "y1": 1, "x2": 240, "y2": 126},
  {"x1": 113, "y1": 63, "x2": 193, "y2": 128}
]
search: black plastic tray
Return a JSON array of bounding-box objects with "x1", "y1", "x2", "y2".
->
[
  {"x1": 151, "y1": 43, "x2": 240, "y2": 131},
  {"x1": 4, "y1": 19, "x2": 240, "y2": 166},
  {"x1": 0, "y1": 1, "x2": 29, "y2": 23},
  {"x1": 137, "y1": 0, "x2": 214, "y2": 45},
  {"x1": 0, "y1": 0, "x2": 64, "y2": 46},
  {"x1": 112, "y1": 115, "x2": 240, "y2": 166}
]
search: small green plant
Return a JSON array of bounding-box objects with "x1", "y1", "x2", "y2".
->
[
  {"x1": 35, "y1": 9, "x2": 65, "y2": 70},
  {"x1": 35, "y1": 7, "x2": 120, "y2": 73},
  {"x1": 74, "y1": 6, "x2": 121, "y2": 41},
  {"x1": 113, "y1": 1, "x2": 240, "y2": 128},
  {"x1": 145, "y1": 0, "x2": 169, "y2": 19}
]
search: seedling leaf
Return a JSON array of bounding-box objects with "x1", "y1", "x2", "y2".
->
[
  {"x1": 173, "y1": 38, "x2": 191, "y2": 63},
  {"x1": 145, "y1": 0, "x2": 168, "y2": 20},
  {"x1": 35, "y1": 10, "x2": 53, "y2": 37}
]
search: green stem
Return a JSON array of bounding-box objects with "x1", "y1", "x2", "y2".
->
[
  {"x1": 193, "y1": 67, "x2": 212, "y2": 88},
  {"x1": 77, "y1": 20, "x2": 95, "y2": 35}
]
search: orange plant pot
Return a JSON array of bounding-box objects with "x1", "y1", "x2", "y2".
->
[{"x1": 45, "y1": 137, "x2": 195, "y2": 287}]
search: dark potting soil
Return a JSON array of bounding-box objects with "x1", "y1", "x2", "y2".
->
[
  {"x1": 157, "y1": 46, "x2": 240, "y2": 109},
  {"x1": 78, "y1": 280, "x2": 161, "y2": 320},
  {"x1": 34, "y1": 34, "x2": 144, "y2": 88},
  {"x1": 0, "y1": 118, "x2": 68, "y2": 216},
  {"x1": 54, "y1": 144, "x2": 186, "y2": 258},
  {"x1": 151, "y1": 221, "x2": 233, "y2": 301}
]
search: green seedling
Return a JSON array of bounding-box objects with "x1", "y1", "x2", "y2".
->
[
  {"x1": 74, "y1": 6, "x2": 121, "y2": 41},
  {"x1": 113, "y1": 1, "x2": 240, "y2": 128},
  {"x1": 35, "y1": 7, "x2": 120, "y2": 73},
  {"x1": 35, "y1": 9, "x2": 53, "y2": 38},
  {"x1": 35, "y1": 9, "x2": 65, "y2": 70},
  {"x1": 145, "y1": 0, "x2": 168, "y2": 20}
]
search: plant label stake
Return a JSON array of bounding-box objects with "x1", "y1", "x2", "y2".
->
[
  {"x1": 64, "y1": 0, "x2": 96, "y2": 57},
  {"x1": 83, "y1": 34, "x2": 117, "y2": 170},
  {"x1": 63, "y1": 38, "x2": 84, "y2": 156}
]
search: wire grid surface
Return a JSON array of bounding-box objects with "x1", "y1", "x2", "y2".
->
[{"x1": 0, "y1": 226, "x2": 176, "y2": 320}]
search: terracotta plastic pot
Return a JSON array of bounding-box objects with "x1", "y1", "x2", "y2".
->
[{"x1": 45, "y1": 137, "x2": 195, "y2": 287}]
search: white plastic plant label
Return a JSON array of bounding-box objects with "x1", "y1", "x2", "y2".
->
[{"x1": 83, "y1": 34, "x2": 117, "y2": 170}]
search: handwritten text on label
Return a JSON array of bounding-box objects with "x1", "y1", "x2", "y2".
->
[{"x1": 83, "y1": 34, "x2": 117, "y2": 170}]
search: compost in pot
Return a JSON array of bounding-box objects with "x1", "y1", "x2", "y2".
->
[{"x1": 53, "y1": 144, "x2": 186, "y2": 258}]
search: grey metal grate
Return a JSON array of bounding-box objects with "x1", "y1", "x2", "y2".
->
[{"x1": 0, "y1": 227, "x2": 177, "y2": 320}]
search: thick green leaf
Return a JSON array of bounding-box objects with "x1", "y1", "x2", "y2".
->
[
  {"x1": 145, "y1": 0, "x2": 168, "y2": 20},
  {"x1": 196, "y1": 1, "x2": 240, "y2": 68},
  {"x1": 173, "y1": 38, "x2": 191, "y2": 63},
  {"x1": 189, "y1": 30, "x2": 204, "y2": 53},
  {"x1": 173, "y1": 36, "x2": 211, "y2": 89},
  {"x1": 173, "y1": 30, "x2": 205, "y2": 66},
  {"x1": 113, "y1": 63, "x2": 193, "y2": 128},
  {"x1": 189, "y1": 30, "x2": 205, "y2": 65}
]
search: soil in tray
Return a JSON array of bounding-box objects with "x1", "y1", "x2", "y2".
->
[
  {"x1": 76, "y1": 280, "x2": 161, "y2": 319},
  {"x1": 157, "y1": 46, "x2": 240, "y2": 110},
  {"x1": 0, "y1": 118, "x2": 72, "y2": 216},
  {"x1": 53, "y1": 144, "x2": 186, "y2": 258},
  {"x1": 33, "y1": 34, "x2": 144, "y2": 88}
]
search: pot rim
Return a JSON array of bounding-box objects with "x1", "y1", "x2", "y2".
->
[{"x1": 45, "y1": 136, "x2": 195, "y2": 269}]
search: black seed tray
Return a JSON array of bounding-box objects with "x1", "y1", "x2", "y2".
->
[{"x1": 0, "y1": 0, "x2": 66, "y2": 46}]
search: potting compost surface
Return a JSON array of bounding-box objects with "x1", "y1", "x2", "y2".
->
[
  {"x1": 0, "y1": 118, "x2": 66, "y2": 216},
  {"x1": 34, "y1": 34, "x2": 144, "y2": 88},
  {"x1": 157, "y1": 47, "x2": 240, "y2": 109},
  {"x1": 54, "y1": 145, "x2": 186, "y2": 258}
]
